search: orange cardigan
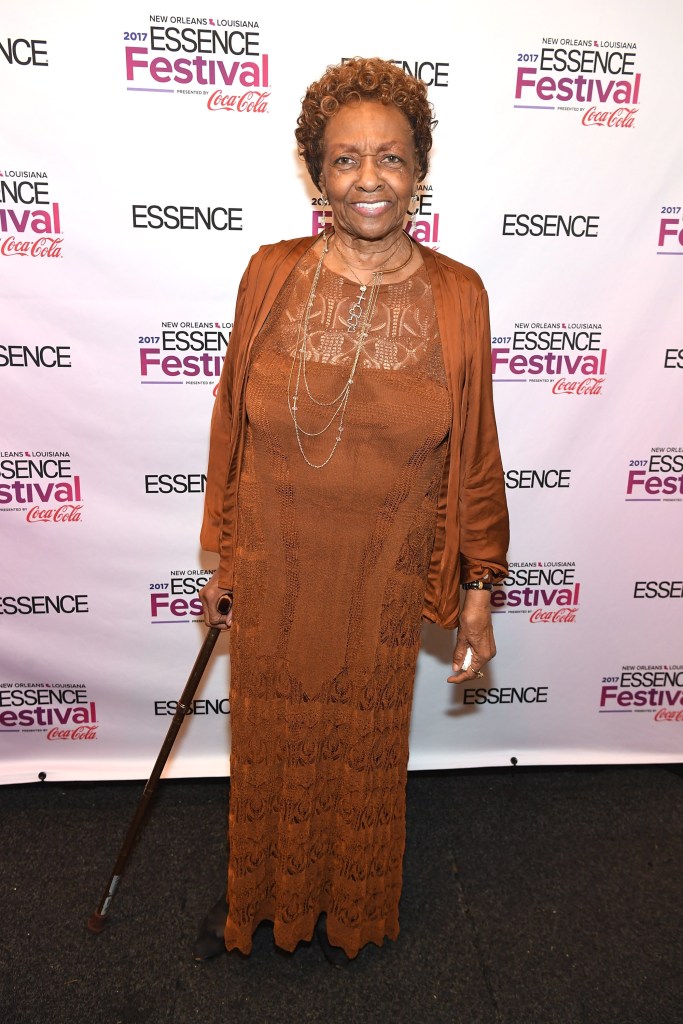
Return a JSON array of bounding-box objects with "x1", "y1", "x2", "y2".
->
[{"x1": 201, "y1": 235, "x2": 509, "y2": 630}]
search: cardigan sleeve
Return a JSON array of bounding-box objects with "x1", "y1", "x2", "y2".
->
[
  {"x1": 199, "y1": 252, "x2": 256, "y2": 584},
  {"x1": 458, "y1": 286, "x2": 509, "y2": 584},
  {"x1": 200, "y1": 236, "x2": 316, "y2": 589}
]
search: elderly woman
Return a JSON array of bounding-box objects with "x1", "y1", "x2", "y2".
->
[{"x1": 197, "y1": 57, "x2": 509, "y2": 965}]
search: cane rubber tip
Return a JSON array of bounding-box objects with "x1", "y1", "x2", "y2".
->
[{"x1": 87, "y1": 912, "x2": 107, "y2": 934}]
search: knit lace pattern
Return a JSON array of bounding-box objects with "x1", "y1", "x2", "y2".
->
[{"x1": 225, "y1": 253, "x2": 451, "y2": 957}]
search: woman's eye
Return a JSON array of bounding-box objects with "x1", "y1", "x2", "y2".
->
[{"x1": 331, "y1": 153, "x2": 404, "y2": 168}]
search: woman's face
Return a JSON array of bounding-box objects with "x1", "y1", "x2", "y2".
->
[{"x1": 319, "y1": 100, "x2": 418, "y2": 244}]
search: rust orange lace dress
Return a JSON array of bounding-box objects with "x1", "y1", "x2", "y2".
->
[{"x1": 225, "y1": 248, "x2": 451, "y2": 958}]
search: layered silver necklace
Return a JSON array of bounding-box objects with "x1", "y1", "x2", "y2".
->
[{"x1": 287, "y1": 232, "x2": 414, "y2": 469}]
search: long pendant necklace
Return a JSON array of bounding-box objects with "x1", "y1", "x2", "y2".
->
[
  {"x1": 340, "y1": 236, "x2": 412, "y2": 332},
  {"x1": 346, "y1": 284, "x2": 367, "y2": 332},
  {"x1": 287, "y1": 232, "x2": 414, "y2": 469}
]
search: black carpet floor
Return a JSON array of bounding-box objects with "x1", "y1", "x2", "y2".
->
[{"x1": 1, "y1": 765, "x2": 682, "y2": 1024}]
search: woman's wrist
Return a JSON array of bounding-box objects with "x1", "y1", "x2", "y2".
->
[{"x1": 462, "y1": 587, "x2": 492, "y2": 608}]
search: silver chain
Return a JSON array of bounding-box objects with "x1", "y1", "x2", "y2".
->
[{"x1": 287, "y1": 236, "x2": 382, "y2": 469}]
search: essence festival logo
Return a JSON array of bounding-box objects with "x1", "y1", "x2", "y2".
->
[
  {"x1": 132, "y1": 205, "x2": 242, "y2": 231},
  {"x1": 0, "y1": 341, "x2": 71, "y2": 370},
  {"x1": 145, "y1": 472, "x2": 206, "y2": 495},
  {"x1": 502, "y1": 213, "x2": 599, "y2": 238},
  {"x1": 625, "y1": 448, "x2": 683, "y2": 502},
  {"x1": 0, "y1": 37, "x2": 48, "y2": 67},
  {"x1": 657, "y1": 205, "x2": 683, "y2": 256},
  {"x1": 138, "y1": 321, "x2": 230, "y2": 391},
  {"x1": 0, "y1": 683, "x2": 97, "y2": 740},
  {"x1": 149, "y1": 569, "x2": 213, "y2": 623},
  {"x1": 505, "y1": 468, "x2": 571, "y2": 490},
  {"x1": 633, "y1": 580, "x2": 683, "y2": 600},
  {"x1": 491, "y1": 561, "x2": 580, "y2": 623},
  {"x1": 154, "y1": 695, "x2": 229, "y2": 716},
  {"x1": 0, "y1": 594, "x2": 89, "y2": 615},
  {"x1": 461, "y1": 684, "x2": 550, "y2": 707},
  {"x1": 341, "y1": 56, "x2": 450, "y2": 88},
  {"x1": 313, "y1": 184, "x2": 442, "y2": 247},
  {"x1": 124, "y1": 16, "x2": 270, "y2": 113},
  {"x1": 492, "y1": 322, "x2": 606, "y2": 395},
  {"x1": 664, "y1": 347, "x2": 683, "y2": 370},
  {"x1": 406, "y1": 184, "x2": 441, "y2": 249},
  {"x1": 0, "y1": 170, "x2": 63, "y2": 259},
  {"x1": 599, "y1": 666, "x2": 683, "y2": 721},
  {"x1": 513, "y1": 38, "x2": 640, "y2": 126},
  {"x1": 0, "y1": 450, "x2": 83, "y2": 523}
]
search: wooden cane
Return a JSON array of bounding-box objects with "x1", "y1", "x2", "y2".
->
[{"x1": 87, "y1": 593, "x2": 232, "y2": 933}]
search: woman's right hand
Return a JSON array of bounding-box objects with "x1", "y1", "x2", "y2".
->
[{"x1": 199, "y1": 570, "x2": 233, "y2": 630}]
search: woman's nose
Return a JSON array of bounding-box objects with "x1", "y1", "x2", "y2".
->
[{"x1": 356, "y1": 155, "x2": 383, "y2": 191}]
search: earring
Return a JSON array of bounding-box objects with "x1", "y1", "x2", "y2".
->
[
  {"x1": 408, "y1": 193, "x2": 419, "y2": 223},
  {"x1": 319, "y1": 192, "x2": 332, "y2": 235}
]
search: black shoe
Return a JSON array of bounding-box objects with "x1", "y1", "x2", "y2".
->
[
  {"x1": 193, "y1": 895, "x2": 228, "y2": 961},
  {"x1": 315, "y1": 915, "x2": 351, "y2": 967}
]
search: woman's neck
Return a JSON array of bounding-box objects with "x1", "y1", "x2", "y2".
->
[{"x1": 326, "y1": 227, "x2": 414, "y2": 281}]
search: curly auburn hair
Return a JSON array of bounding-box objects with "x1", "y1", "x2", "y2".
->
[{"x1": 295, "y1": 57, "x2": 437, "y2": 188}]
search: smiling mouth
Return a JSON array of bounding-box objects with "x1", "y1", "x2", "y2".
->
[{"x1": 353, "y1": 201, "x2": 391, "y2": 212}]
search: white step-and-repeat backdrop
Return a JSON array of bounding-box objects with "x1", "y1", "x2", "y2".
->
[{"x1": 2, "y1": 0, "x2": 681, "y2": 783}]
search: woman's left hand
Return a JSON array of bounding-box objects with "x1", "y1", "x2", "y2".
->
[{"x1": 448, "y1": 590, "x2": 497, "y2": 684}]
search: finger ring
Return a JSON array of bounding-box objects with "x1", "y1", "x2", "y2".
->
[{"x1": 475, "y1": 670, "x2": 484, "y2": 679}]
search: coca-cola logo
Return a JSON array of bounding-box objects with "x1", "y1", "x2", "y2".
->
[
  {"x1": 207, "y1": 89, "x2": 269, "y2": 113},
  {"x1": 47, "y1": 725, "x2": 98, "y2": 740},
  {"x1": 582, "y1": 106, "x2": 637, "y2": 128},
  {"x1": 1, "y1": 235, "x2": 63, "y2": 258},
  {"x1": 654, "y1": 710, "x2": 683, "y2": 723},
  {"x1": 552, "y1": 376, "x2": 604, "y2": 395},
  {"x1": 530, "y1": 607, "x2": 578, "y2": 623},
  {"x1": 26, "y1": 503, "x2": 82, "y2": 523}
]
